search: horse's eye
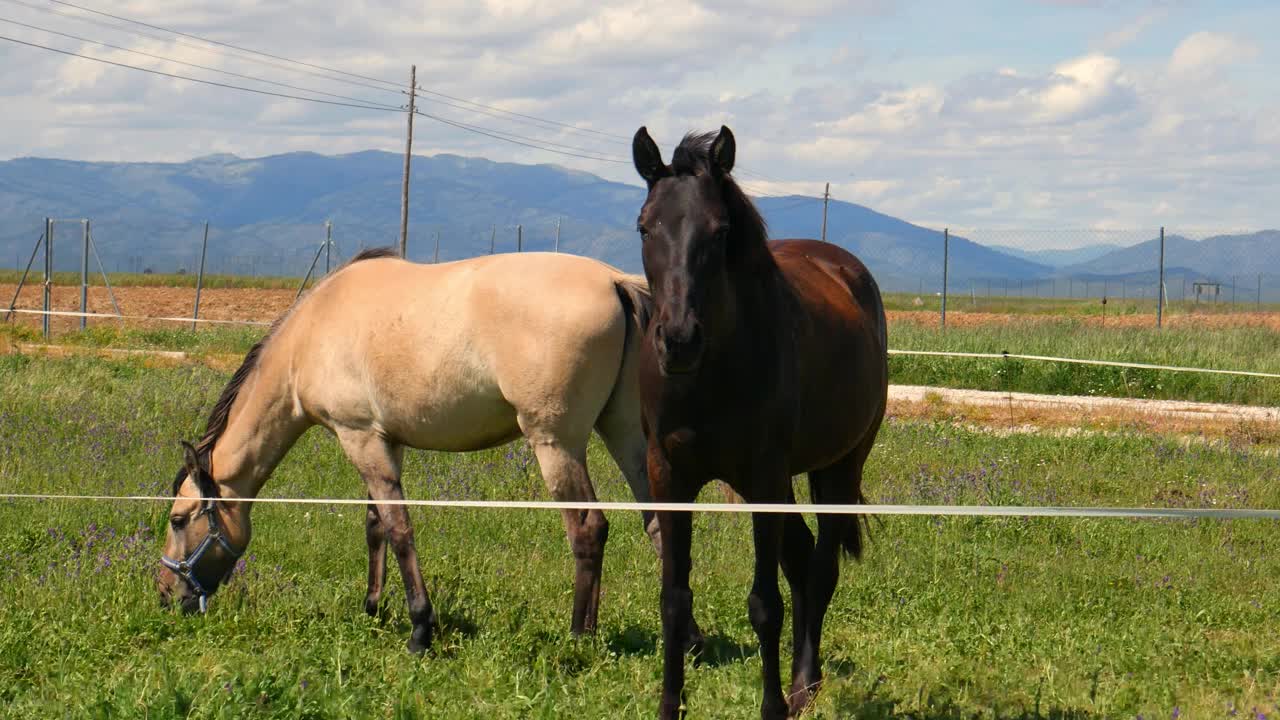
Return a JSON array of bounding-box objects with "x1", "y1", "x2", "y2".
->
[
  {"x1": 713, "y1": 226, "x2": 731, "y2": 241},
  {"x1": 170, "y1": 515, "x2": 189, "y2": 530},
  {"x1": 638, "y1": 228, "x2": 650, "y2": 242}
]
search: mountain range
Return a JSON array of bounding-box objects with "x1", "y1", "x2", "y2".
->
[{"x1": 0, "y1": 150, "x2": 1273, "y2": 291}]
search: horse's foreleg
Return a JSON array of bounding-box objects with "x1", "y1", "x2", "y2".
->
[
  {"x1": 597, "y1": 406, "x2": 705, "y2": 651},
  {"x1": 339, "y1": 430, "x2": 435, "y2": 654},
  {"x1": 364, "y1": 495, "x2": 388, "y2": 617},
  {"x1": 532, "y1": 441, "x2": 608, "y2": 635}
]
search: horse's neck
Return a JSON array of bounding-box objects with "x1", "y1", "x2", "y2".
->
[{"x1": 209, "y1": 356, "x2": 308, "y2": 499}]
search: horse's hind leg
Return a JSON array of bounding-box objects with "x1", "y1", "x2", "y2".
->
[
  {"x1": 364, "y1": 494, "x2": 388, "y2": 617},
  {"x1": 789, "y1": 446, "x2": 871, "y2": 715},
  {"x1": 528, "y1": 438, "x2": 608, "y2": 635},
  {"x1": 338, "y1": 429, "x2": 436, "y2": 654}
]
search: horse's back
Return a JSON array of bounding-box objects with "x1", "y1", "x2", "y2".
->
[
  {"x1": 283, "y1": 253, "x2": 636, "y2": 450},
  {"x1": 768, "y1": 239, "x2": 888, "y2": 471}
]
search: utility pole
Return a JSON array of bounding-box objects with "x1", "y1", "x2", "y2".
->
[
  {"x1": 399, "y1": 65, "x2": 417, "y2": 259},
  {"x1": 820, "y1": 182, "x2": 830, "y2": 242}
]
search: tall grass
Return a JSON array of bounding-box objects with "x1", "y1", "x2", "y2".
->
[{"x1": 1, "y1": 354, "x2": 1277, "y2": 718}]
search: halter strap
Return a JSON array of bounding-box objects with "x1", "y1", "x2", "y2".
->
[{"x1": 160, "y1": 499, "x2": 242, "y2": 613}]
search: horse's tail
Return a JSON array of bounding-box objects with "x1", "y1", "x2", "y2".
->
[{"x1": 612, "y1": 274, "x2": 653, "y2": 351}]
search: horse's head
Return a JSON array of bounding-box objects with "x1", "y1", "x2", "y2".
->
[
  {"x1": 158, "y1": 441, "x2": 249, "y2": 613},
  {"x1": 632, "y1": 125, "x2": 765, "y2": 375}
]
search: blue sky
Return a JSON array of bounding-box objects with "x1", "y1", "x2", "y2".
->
[{"x1": 0, "y1": 0, "x2": 1275, "y2": 236}]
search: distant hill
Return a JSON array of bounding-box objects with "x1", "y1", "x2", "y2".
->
[
  {"x1": 1058, "y1": 231, "x2": 1280, "y2": 282},
  {"x1": 991, "y1": 243, "x2": 1123, "y2": 268},
  {"x1": 1, "y1": 151, "x2": 1270, "y2": 292}
]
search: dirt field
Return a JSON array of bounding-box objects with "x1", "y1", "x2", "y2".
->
[
  {"x1": 1, "y1": 282, "x2": 295, "y2": 333},
  {"x1": 8, "y1": 282, "x2": 1280, "y2": 334}
]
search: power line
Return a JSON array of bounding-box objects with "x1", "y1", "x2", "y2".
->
[
  {"x1": 0, "y1": 16, "x2": 403, "y2": 111},
  {"x1": 0, "y1": 0, "x2": 406, "y2": 97},
  {"x1": 413, "y1": 109, "x2": 627, "y2": 164},
  {"x1": 0, "y1": 33, "x2": 406, "y2": 112},
  {"x1": 25, "y1": 0, "x2": 626, "y2": 145},
  {"x1": 43, "y1": 0, "x2": 406, "y2": 90},
  {"x1": 413, "y1": 85, "x2": 630, "y2": 143}
]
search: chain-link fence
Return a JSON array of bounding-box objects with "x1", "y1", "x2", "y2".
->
[{"x1": 2, "y1": 216, "x2": 1276, "y2": 337}]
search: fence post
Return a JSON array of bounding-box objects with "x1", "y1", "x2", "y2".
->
[
  {"x1": 940, "y1": 228, "x2": 948, "y2": 330},
  {"x1": 490, "y1": 225, "x2": 496, "y2": 255},
  {"x1": 517, "y1": 224, "x2": 522, "y2": 252},
  {"x1": 42, "y1": 217, "x2": 52, "y2": 338},
  {"x1": 324, "y1": 221, "x2": 332, "y2": 275},
  {"x1": 433, "y1": 230, "x2": 440, "y2": 263},
  {"x1": 79, "y1": 219, "x2": 89, "y2": 331},
  {"x1": 554, "y1": 217, "x2": 561, "y2": 253},
  {"x1": 1258, "y1": 274, "x2": 1263, "y2": 312},
  {"x1": 1157, "y1": 226, "x2": 1165, "y2": 328},
  {"x1": 192, "y1": 221, "x2": 209, "y2": 331}
]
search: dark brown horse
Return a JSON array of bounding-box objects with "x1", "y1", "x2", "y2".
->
[{"x1": 631, "y1": 126, "x2": 888, "y2": 719}]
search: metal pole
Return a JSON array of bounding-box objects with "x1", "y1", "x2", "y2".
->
[
  {"x1": 325, "y1": 221, "x2": 332, "y2": 275},
  {"x1": 554, "y1": 217, "x2": 561, "y2": 253},
  {"x1": 293, "y1": 240, "x2": 328, "y2": 303},
  {"x1": 42, "y1": 217, "x2": 51, "y2": 338},
  {"x1": 433, "y1": 230, "x2": 440, "y2": 263},
  {"x1": 399, "y1": 65, "x2": 416, "y2": 259},
  {"x1": 820, "y1": 182, "x2": 830, "y2": 241},
  {"x1": 87, "y1": 227, "x2": 121, "y2": 317},
  {"x1": 490, "y1": 225, "x2": 496, "y2": 255},
  {"x1": 1157, "y1": 227, "x2": 1165, "y2": 328},
  {"x1": 4, "y1": 230, "x2": 44, "y2": 322},
  {"x1": 940, "y1": 228, "x2": 948, "y2": 330},
  {"x1": 192, "y1": 222, "x2": 209, "y2": 331},
  {"x1": 517, "y1": 224, "x2": 522, "y2": 252},
  {"x1": 79, "y1": 219, "x2": 89, "y2": 330}
]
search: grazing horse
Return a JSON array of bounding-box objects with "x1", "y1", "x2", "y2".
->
[
  {"x1": 631, "y1": 126, "x2": 888, "y2": 719},
  {"x1": 158, "y1": 248, "x2": 700, "y2": 652}
]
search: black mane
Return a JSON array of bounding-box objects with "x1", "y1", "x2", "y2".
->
[
  {"x1": 669, "y1": 132, "x2": 769, "y2": 248},
  {"x1": 183, "y1": 246, "x2": 402, "y2": 486}
]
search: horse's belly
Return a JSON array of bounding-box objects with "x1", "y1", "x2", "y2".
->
[{"x1": 381, "y1": 388, "x2": 521, "y2": 452}]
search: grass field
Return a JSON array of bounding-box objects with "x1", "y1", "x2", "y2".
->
[
  {"x1": 1, "y1": 354, "x2": 1278, "y2": 718},
  {"x1": 6, "y1": 310, "x2": 1280, "y2": 407}
]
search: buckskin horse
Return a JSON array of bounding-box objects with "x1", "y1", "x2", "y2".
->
[
  {"x1": 158, "y1": 248, "x2": 706, "y2": 652},
  {"x1": 632, "y1": 126, "x2": 888, "y2": 719}
]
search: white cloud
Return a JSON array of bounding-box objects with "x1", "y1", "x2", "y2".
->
[{"x1": 0, "y1": 2, "x2": 1275, "y2": 233}]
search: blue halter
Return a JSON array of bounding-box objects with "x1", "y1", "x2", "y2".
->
[{"x1": 160, "y1": 498, "x2": 241, "y2": 613}]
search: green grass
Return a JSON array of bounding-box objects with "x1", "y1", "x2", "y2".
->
[
  {"x1": 1, "y1": 354, "x2": 1278, "y2": 718},
  {"x1": 8, "y1": 310, "x2": 1280, "y2": 407},
  {"x1": 888, "y1": 319, "x2": 1280, "y2": 406}
]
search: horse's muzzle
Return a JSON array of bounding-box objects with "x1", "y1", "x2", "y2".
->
[{"x1": 655, "y1": 321, "x2": 704, "y2": 375}]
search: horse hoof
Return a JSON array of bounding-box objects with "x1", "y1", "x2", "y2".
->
[
  {"x1": 407, "y1": 630, "x2": 432, "y2": 655},
  {"x1": 787, "y1": 678, "x2": 820, "y2": 717},
  {"x1": 364, "y1": 597, "x2": 380, "y2": 617},
  {"x1": 683, "y1": 623, "x2": 706, "y2": 655}
]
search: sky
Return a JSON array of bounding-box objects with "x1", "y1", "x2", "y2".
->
[{"x1": 0, "y1": 0, "x2": 1276, "y2": 233}]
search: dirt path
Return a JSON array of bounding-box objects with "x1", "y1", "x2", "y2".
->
[{"x1": 889, "y1": 384, "x2": 1279, "y2": 442}]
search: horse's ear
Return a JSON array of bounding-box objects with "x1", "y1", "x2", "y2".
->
[
  {"x1": 632, "y1": 127, "x2": 668, "y2": 187},
  {"x1": 710, "y1": 125, "x2": 735, "y2": 176},
  {"x1": 181, "y1": 441, "x2": 201, "y2": 476}
]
